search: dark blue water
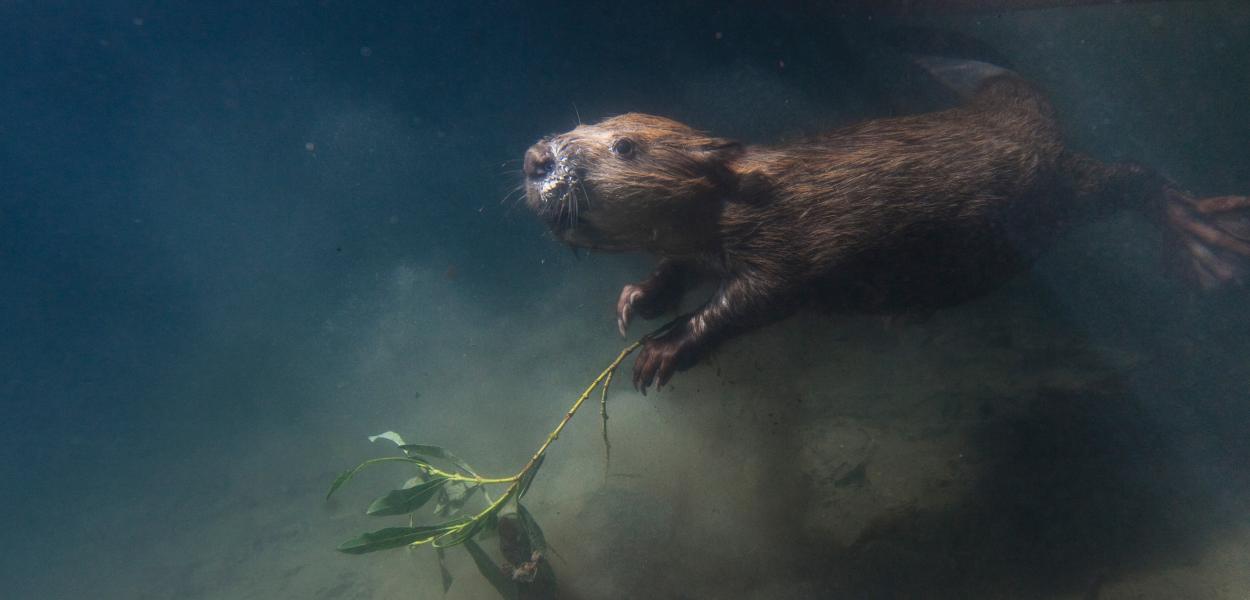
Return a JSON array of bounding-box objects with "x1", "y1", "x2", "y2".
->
[{"x1": 3, "y1": 2, "x2": 1249, "y2": 598}]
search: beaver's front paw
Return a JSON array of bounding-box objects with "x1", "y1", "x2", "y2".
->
[
  {"x1": 632, "y1": 322, "x2": 699, "y2": 394},
  {"x1": 616, "y1": 284, "x2": 646, "y2": 337},
  {"x1": 617, "y1": 282, "x2": 679, "y2": 337}
]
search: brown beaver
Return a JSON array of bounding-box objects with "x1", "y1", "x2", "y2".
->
[{"x1": 522, "y1": 61, "x2": 1249, "y2": 393}]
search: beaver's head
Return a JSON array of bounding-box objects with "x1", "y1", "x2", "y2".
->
[{"x1": 523, "y1": 113, "x2": 741, "y2": 254}]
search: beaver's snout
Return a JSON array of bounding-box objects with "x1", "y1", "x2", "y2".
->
[
  {"x1": 523, "y1": 143, "x2": 555, "y2": 180},
  {"x1": 523, "y1": 138, "x2": 586, "y2": 238}
]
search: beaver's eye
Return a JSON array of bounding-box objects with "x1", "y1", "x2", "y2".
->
[{"x1": 611, "y1": 138, "x2": 636, "y2": 157}]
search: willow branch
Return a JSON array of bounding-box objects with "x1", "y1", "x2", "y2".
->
[{"x1": 600, "y1": 368, "x2": 615, "y2": 479}]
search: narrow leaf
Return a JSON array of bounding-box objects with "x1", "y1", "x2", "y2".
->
[
  {"x1": 327, "y1": 469, "x2": 360, "y2": 501},
  {"x1": 368, "y1": 431, "x2": 408, "y2": 446},
  {"x1": 433, "y1": 517, "x2": 486, "y2": 548},
  {"x1": 515, "y1": 503, "x2": 547, "y2": 554},
  {"x1": 326, "y1": 456, "x2": 431, "y2": 501},
  {"x1": 479, "y1": 511, "x2": 500, "y2": 538},
  {"x1": 336, "y1": 521, "x2": 464, "y2": 554},
  {"x1": 399, "y1": 444, "x2": 479, "y2": 477},
  {"x1": 434, "y1": 500, "x2": 506, "y2": 549},
  {"x1": 436, "y1": 547, "x2": 454, "y2": 594},
  {"x1": 517, "y1": 454, "x2": 546, "y2": 498},
  {"x1": 366, "y1": 477, "x2": 449, "y2": 516},
  {"x1": 464, "y1": 538, "x2": 519, "y2": 600}
]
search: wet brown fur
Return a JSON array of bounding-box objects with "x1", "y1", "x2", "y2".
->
[{"x1": 522, "y1": 74, "x2": 1248, "y2": 391}]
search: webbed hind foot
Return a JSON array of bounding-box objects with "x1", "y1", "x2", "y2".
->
[{"x1": 1166, "y1": 191, "x2": 1250, "y2": 289}]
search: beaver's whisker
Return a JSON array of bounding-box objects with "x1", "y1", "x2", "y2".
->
[
  {"x1": 500, "y1": 185, "x2": 527, "y2": 210},
  {"x1": 551, "y1": 190, "x2": 564, "y2": 225},
  {"x1": 561, "y1": 186, "x2": 577, "y2": 231},
  {"x1": 578, "y1": 180, "x2": 591, "y2": 210},
  {"x1": 562, "y1": 188, "x2": 572, "y2": 228}
]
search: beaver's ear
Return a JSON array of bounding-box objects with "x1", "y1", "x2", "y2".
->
[
  {"x1": 698, "y1": 139, "x2": 744, "y2": 195},
  {"x1": 699, "y1": 139, "x2": 743, "y2": 162}
]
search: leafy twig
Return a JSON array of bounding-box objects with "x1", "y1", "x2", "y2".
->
[{"x1": 329, "y1": 339, "x2": 643, "y2": 556}]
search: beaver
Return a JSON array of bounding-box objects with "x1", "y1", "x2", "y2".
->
[{"x1": 522, "y1": 59, "x2": 1249, "y2": 393}]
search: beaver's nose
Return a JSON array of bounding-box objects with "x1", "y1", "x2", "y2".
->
[{"x1": 523, "y1": 144, "x2": 555, "y2": 180}]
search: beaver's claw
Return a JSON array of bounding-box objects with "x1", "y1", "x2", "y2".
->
[
  {"x1": 616, "y1": 284, "x2": 645, "y2": 338},
  {"x1": 632, "y1": 323, "x2": 698, "y2": 394},
  {"x1": 616, "y1": 282, "x2": 679, "y2": 338}
]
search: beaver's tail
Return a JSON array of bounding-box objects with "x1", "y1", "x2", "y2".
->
[
  {"x1": 863, "y1": 26, "x2": 1020, "y2": 112},
  {"x1": 883, "y1": 28, "x2": 1250, "y2": 290}
]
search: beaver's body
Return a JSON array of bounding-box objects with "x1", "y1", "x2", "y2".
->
[
  {"x1": 721, "y1": 77, "x2": 1067, "y2": 312},
  {"x1": 523, "y1": 73, "x2": 1249, "y2": 392}
]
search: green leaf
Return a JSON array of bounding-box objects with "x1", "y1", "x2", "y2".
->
[
  {"x1": 464, "y1": 538, "x2": 519, "y2": 600},
  {"x1": 433, "y1": 501, "x2": 505, "y2": 549},
  {"x1": 368, "y1": 431, "x2": 407, "y2": 446},
  {"x1": 479, "y1": 511, "x2": 500, "y2": 538},
  {"x1": 336, "y1": 521, "x2": 465, "y2": 554},
  {"x1": 436, "y1": 547, "x2": 454, "y2": 594},
  {"x1": 326, "y1": 456, "x2": 432, "y2": 501},
  {"x1": 515, "y1": 503, "x2": 547, "y2": 555},
  {"x1": 433, "y1": 517, "x2": 486, "y2": 548},
  {"x1": 399, "y1": 444, "x2": 479, "y2": 477},
  {"x1": 366, "y1": 477, "x2": 449, "y2": 516},
  {"x1": 516, "y1": 454, "x2": 546, "y2": 498},
  {"x1": 465, "y1": 510, "x2": 501, "y2": 543},
  {"x1": 327, "y1": 469, "x2": 358, "y2": 501},
  {"x1": 435, "y1": 482, "x2": 481, "y2": 517}
]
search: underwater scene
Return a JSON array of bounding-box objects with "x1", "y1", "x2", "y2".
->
[{"x1": 3, "y1": 1, "x2": 1249, "y2": 598}]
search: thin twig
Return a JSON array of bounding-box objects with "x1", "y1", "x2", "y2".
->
[
  {"x1": 520, "y1": 340, "x2": 641, "y2": 474},
  {"x1": 436, "y1": 341, "x2": 644, "y2": 543},
  {"x1": 600, "y1": 368, "x2": 615, "y2": 481}
]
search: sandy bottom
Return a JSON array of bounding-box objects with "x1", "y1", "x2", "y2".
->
[{"x1": 24, "y1": 252, "x2": 1250, "y2": 599}]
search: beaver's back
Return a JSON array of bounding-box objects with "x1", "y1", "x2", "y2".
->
[{"x1": 720, "y1": 76, "x2": 1070, "y2": 311}]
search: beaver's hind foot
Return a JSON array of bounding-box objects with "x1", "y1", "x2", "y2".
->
[{"x1": 1166, "y1": 191, "x2": 1250, "y2": 289}]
